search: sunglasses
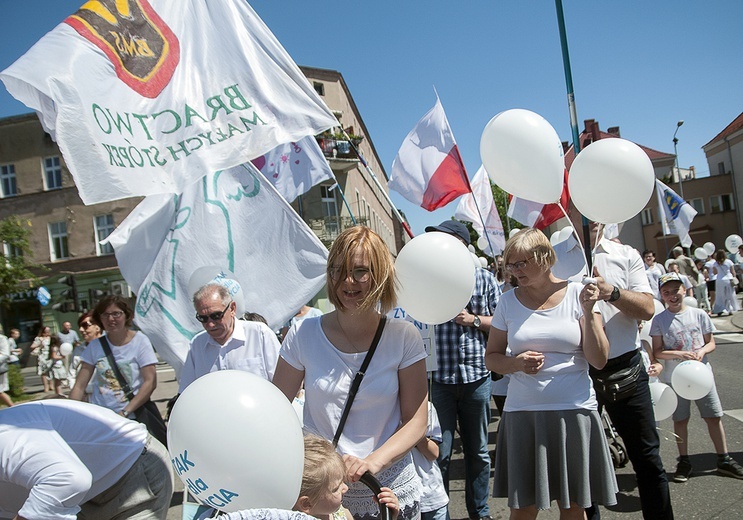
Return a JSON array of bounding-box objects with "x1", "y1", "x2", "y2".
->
[
  {"x1": 80, "y1": 321, "x2": 94, "y2": 329},
  {"x1": 195, "y1": 302, "x2": 232, "y2": 323},
  {"x1": 328, "y1": 266, "x2": 371, "y2": 283}
]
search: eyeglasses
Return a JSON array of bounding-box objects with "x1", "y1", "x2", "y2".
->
[
  {"x1": 101, "y1": 311, "x2": 124, "y2": 319},
  {"x1": 328, "y1": 266, "x2": 371, "y2": 283},
  {"x1": 504, "y1": 259, "x2": 531, "y2": 272},
  {"x1": 195, "y1": 302, "x2": 232, "y2": 323}
]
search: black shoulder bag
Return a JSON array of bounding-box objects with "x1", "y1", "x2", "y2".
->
[{"x1": 100, "y1": 336, "x2": 168, "y2": 446}]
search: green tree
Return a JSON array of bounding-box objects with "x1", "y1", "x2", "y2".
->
[{"x1": 0, "y1": 215, "x2": 43, "y2": 299}]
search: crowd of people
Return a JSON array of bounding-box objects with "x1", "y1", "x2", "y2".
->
[{"x1": 2, "y1": 223, "x2": 743, "y2": 520}]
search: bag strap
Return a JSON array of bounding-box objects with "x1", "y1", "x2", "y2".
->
[
  {"x1": 332, "y1": 315, "x2": 386, "y2": 448},
  {"x1": 99, "y1": 336, "x2": 136, "y2": 401}
]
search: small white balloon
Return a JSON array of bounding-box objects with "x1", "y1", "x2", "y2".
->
[
  {"x1": 396, "y1": 232, "x2": 476, "y2": 325},
  {"x1": 653, "y1": 299, "x2": 666, "y2": 316},
  {"x1": 725, "y1": 234, "x2": 742, "y2": 254},
  {"x1": 471, "y1": 252, "x2": 481, "y2": 268},
  {"x1": 703, "y1": 242, "x2": 716, "y2": 256},
  {"x1": 549, "y1": 230, "x2": 561, "y2": 246},
  {"x1": 694, "y1": 247, "x2": 708, "y2": 260},
  {"x1": 683, "y1": 296, "x2": 698, "y2": 308},
  {"x1": 477, "y1": 236, "x2": 489, "y2": 250},
  {"x1": 478, "y1": 257, "x2": 488, "y2": 268},
  {"x1": 671, "y1": 360, "x2": 714, "y2": 401},
  {"x1": 649, "y1": 382, "x2": 678, "y2": 421},
  {"x1": 468, "y1": 244, "x2": 476, "y2": 253},
  {"x1": 509, "y1": 228, "x2": 521, "y2": 239},
  {"x1": 558, "y1": 226, "x2": 574, "y2": 244},
  {"x1": 59, "y1": 342, "x2": 73, "y2": 356}
]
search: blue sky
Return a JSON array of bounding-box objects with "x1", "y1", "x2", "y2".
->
[{"x1": 2, "y1": 1, "x2": 742, "y2": 235}]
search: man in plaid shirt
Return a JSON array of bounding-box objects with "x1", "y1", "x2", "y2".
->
[{"x1": 425, "y1": 220, "x2": 500, "y2": 520}]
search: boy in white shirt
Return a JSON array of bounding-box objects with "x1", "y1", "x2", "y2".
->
[
  {"x1": 650, "y1": 272, "x2": 743, "y2": 483},
  {"x1": 412, "y1": 402, "x2": 449, "y2": 520}
]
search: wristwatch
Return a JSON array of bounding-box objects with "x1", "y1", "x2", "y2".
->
[
  {"x1": 608, "y1": 285, "x2": 621, "y2": 302},
  {"x1": 472, "y1": 315, "x2": 481, "y2": 328}
]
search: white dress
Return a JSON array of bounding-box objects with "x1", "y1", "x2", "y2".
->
[{"x1": 712, "y1": 259, "x2": 739, "y2": 314}]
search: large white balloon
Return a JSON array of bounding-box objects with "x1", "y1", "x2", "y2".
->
[
  {"x1": 649, "y1": 382, "x2": 678, "y2": 421},
  {"x1": 671, "y1": 360, "x2": 714, "y2": 401},
  {"x1": 480, "y1": 109, "x2": 564, "y2": 204},
  {"x1": 168, "y1": 371, "x2": 304, "y2": 512},
  {"x1": 725, "y1": 234, "x2": 742, "y2": 254},
  {"x1": 694, "y1": 247, "x2": 708, "y2": 260},
  {"x1": 188, "y1": 265, "x2": 246, "y2": 314},
  {"x1": 568, "y1": 138, "x2": 655, "y2": 224},
  {"x1": 60, "y1": 342, "x2": 73, "y2": 356},
  {"x1": 396, "y1": 232, "x2": 476, "y2": 325},
  {"x1": 703, "y1": 242, "x2": 716, "y2": 256}
]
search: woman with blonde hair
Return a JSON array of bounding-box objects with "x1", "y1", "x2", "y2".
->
[
  {"x1": 273, "y1": 226, "x2": 428, "y2": 520},
  {"x1": 485, "y1": 228, "x2": 617, "y2": 519}
]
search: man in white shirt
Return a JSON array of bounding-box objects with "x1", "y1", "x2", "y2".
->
[
  {"x1": 179, "y1": 283, "x2": 281, "y2": 392},
  {"x1": 0, "y1": 399, "x2": 173, "y2": 520}
]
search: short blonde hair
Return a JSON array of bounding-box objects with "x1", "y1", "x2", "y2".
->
[
  {"x1": 300, "y1": 434, "x2": 347, "y2": 504},
  {"x1": 326, "y1": 226, "x2": 396, "y2": 314},
  {"x1": 502, "y1": 228, "x2": 556, "y2": 270}
]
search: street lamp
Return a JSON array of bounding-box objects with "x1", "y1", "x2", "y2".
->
[{"x1": 673, "y1": 120, "x2": 684, "y2": 199}]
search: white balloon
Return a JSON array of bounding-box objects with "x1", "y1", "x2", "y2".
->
[
  {"x1": 649, "y1": 382, "x2": 678, "y2": 421},
  {"x1": 671, "y1": 360, "x2": 714, "y2": 401},
  {"x1": 168, "y1": 371, "x2": 304, "y2": 511},
  {"x1": 471, "y1": 252, "x2": 481, "y2": 268},
  {"x1": 703, "y1": 242, "x2": 716, "y2": 256},
  {"x1": 188, "y1": 265, "x2": 246, "y2": 314},
  {"x1": 396, "y1": 232, "x2": 476, "y2": 325},
  {"x1": 480, "y1": 109, "x2": 564, "y2": 204},
  {"x1": 725, "y1": 234, "x2": 742, "y2": 254},
  {"x1": 59, "y1": 342, "x2": 73, "y2": 356},
  {"x1": 509, "y1": 228, "x2": 521, "y2": 239},
  {"x1": 569, "y1": 138, "x2": 655, "y2": 224},
  {"x1": 467, "y1": 244, "x2": 476, "y2": 253},
  {"x1": 683, "y1": 296, "x2": 698, "y2": 308},
  {"x1": 478, "y1": 257, "x2": 488, "y2": 268},
  {"x1": 653, "y1": 299, "x2": 666, "y2": 316},
  {"x1": 549, "y1": 230, "x2": 561, "y2": 246},
  {"x1": 694, "y1": 247, "x2": 708, "y2": 260},
  {"x1": 477, "y1": 236, "x2": 489, "y2": 251},
  {"x1": 558, "y1": 226, "x2": 574, "y2": 244},
  {"x1": 639, "y1": 321, "x2": 652, "y2": 346}
]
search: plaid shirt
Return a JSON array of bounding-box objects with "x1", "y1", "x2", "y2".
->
[{"x1": 432, "y1": 267, "x2": 500, "y2": 384}]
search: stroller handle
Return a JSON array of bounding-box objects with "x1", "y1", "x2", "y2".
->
[{"x1": 358, "y1": 471, "x2": 391, "y2": 520}]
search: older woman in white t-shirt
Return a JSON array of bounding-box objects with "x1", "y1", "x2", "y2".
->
[{"x1": 485, "y1": 228, "x2": 617, "y2": 519}]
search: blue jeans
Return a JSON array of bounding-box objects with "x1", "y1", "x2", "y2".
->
[{"x1": 432, "y1": 376, "x2": 491, "y2": 519}]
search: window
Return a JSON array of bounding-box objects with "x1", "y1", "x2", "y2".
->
[
  {"x1": 95, "y1": 214, "x2": 115, "y2": 255},
  {"x1": 3, "y1": 241, "x2": 22, "y2": 258},
  {"x1": 320, "y1": 185, "x2": 338, "y2": 236},
  {"x1": 690, "y1": 198, "x2": 704, "y2": 215},
  {"x1": 641, "y1": 208, "x2": 653, "y2": 225},
  {"x1": 710, "y1": 194, "x2": 735, "y2": 213},
  {"x1": 48, "y1": 221, "x2": 69, "y2": 261},
  {"x1": 718, "y1": 162, "x2": 726, "y2": 175},
  {"x1": 0, "y1": 164, "x2": 17, "y2": 197},
  {"x1": 44, "y1": 156, "x2": 63, "y2": 190},
  {"x1": 313, "y1": 82, "x2": 325, "y2": 96}
]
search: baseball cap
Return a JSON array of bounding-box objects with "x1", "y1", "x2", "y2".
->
[
  {"x1": 424, "y1": 220, "x2": 471, "y2": 245},
  {"x1": 658, "y1": 272, "x2": 682, "y2": 289}
]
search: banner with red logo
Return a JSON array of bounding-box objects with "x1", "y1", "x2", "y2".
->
[{"x1": 0, "y1": 0, "x2": 337, "y2": 204}]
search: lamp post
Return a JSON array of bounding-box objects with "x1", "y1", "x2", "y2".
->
[{"x1": 673, "y1": 120, "x2": 684, "y2": 199}]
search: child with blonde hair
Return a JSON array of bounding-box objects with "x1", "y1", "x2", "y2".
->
[{"x1": 295, "y1": 435, "x2": 399, "y2": 520}]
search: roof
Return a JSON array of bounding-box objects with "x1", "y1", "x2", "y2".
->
[
  {"x1": 563, "y1": 128, "x2": 674, "y2": 170},
  {"x1": 703, "y1": 111, "x2": 743, "y2": 148}
]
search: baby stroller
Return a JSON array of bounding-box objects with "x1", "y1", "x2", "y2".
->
[{"x1": 601, "y1": 408, "x2": 628, "y2": 468}]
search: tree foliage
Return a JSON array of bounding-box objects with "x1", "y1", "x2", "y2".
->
[{"x1": 0, "y1": 215, "x2": 43, "y2": 299}]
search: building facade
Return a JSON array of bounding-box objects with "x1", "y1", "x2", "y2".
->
[
  {"x1": 702, "y1": 112, "x2": 743, "y2": 234},
  {"x1": 0, "y1": 67, "x2": 404, "y2": 340}
]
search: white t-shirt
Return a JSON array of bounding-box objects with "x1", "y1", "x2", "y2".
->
[
  {"x1": 645, "y1": 262, "x2": 666, "y2": 300},
  {"x1": 594, "y1": 238, "x2": 653, "y2": 359},
  {"x1": 705, "y1": 259, "x2": 717, "y2": 281},
  {"x1": 279, "y1": 317, "x2": 426, "y2": 458},
  {"x1": 0, "y1": 400, "x2": 147, "y2": 520},
  {"x1": 491, "y1": 282, "x2": 597, "y2": 412},
  {"x1": 650, "y1": 307, "x2": 715, "y2": 384},
  {"x1": 712, "y1": 259, "x2": 735, "y2": 280},
  {"x1": 412, "y1": 402, "x2": 448, "y2": 512},
  {"x1": 80, "y1": 332, "x2": 159, "y2": 413},
  {"x1": 179, "y1": 319, "x2": 281, "y2": 392}
]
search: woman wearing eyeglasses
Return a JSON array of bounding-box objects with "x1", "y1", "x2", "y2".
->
[
  {"x1": 273, "y1": 226, "x2": 428, "y2": 520},
  {"x1": 70, "y1": 295, "x2": 159, "y2": 422},
  {"x1": 485, "y1": 228, "x2": 618, "y2": 518}
]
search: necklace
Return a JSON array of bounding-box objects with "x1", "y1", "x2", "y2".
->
[{"x1": 335, "y1": 312, "x2": 376, "y2": 353}]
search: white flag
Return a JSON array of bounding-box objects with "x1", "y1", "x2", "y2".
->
[
  {"x1": 656, "y1": 179, "x2": 697, "y2": 247},
  {"x1": 105, "y1": 162, "x2": 329, "y2": 378},
  {"x1": 0, "y1": 0, "x2": 337, "y2": 204},
  {"x1": 454, "y1": 165, "x2": 505, "y2": 256},
  {"x1": 252, "y1": 135, "x2": 335, "y2": 203}
]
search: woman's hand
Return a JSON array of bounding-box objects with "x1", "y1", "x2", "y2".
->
[
  {"x1": 516, "y1": 350, "x2": 545, "y2": 375},
  {"x1": 342, "y1": 454, "x2": 384, "y2": 482},
  {"x1": 580, "y1": 282, "x2": 601, "y2": 312},
  {"x1": 377, "y1": 487, "x2": 400, "y2": 520}
]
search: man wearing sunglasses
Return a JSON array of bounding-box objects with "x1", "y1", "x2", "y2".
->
[{"x1": 178, "y1": 283, "x2": 281, "y2": 393}]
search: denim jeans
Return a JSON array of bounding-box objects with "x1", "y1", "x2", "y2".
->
[
  {"x1": 597, "y1": 356, "x2": 674, "y2": 520},
  {"x1": 432, "y1": 376, "x2": 491, "y2": 519}
]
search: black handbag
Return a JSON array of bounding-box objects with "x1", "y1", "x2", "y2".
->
[
  {"x1": 592, "y1": 358, "x2": 643, "y2": 403},
  {"x1": 99, "y1": 336, "x2": 168, "y2": 446}
]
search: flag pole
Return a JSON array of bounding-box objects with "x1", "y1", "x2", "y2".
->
[
  {"x1": 329, "y1": 179, "x2": 357, "y2": 225},
  {"x1": 340, "y1": 128, "x2": 415, "y2": 238}
]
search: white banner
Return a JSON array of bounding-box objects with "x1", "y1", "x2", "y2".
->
[
  {"x1": 106, "y1": 162, "x2": 329, "y2": 377},
  {"x1": 0, "y1": 0, "x2": 337, "y2": 204}
]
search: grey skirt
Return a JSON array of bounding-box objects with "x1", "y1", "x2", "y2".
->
[{"x1": 493, "y1": 408, "x2": 618, "y2": 510}]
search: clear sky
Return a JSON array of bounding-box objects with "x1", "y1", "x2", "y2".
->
[{"x1": 2, "y1": 1, "x2": 742, "y2": 236}]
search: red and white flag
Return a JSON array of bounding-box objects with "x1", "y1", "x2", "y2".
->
[
  {"x1": 389, "y1": 95, "x2": 471, "y2": 211},
  {"x1": 251, "y1": 135, "x2": 335, "y2": 203},
  {"x1": 454, "y1": 165, "x2": 505, "y2": 256},
  {"x1": 0, "y1": 0, "x2": 337, "y2": 205},
  {"x1": 507, "y1": 169, "x2": 570, "y2": 229}
]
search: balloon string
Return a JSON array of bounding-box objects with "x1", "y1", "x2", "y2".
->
[
  {"x1": 657, "y1": 426, "x2": 682, "y2": 443},
  {"x1": 556, "y1": 202, "x2": 590, "y2": 278}
]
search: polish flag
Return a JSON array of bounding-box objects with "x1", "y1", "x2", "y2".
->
[
  {"x1": 507, "y1": 169, "x2": 570, "y2": 229},
  {"x1": 389, "y1": 96, "x2": 471, "y2": 211}
]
